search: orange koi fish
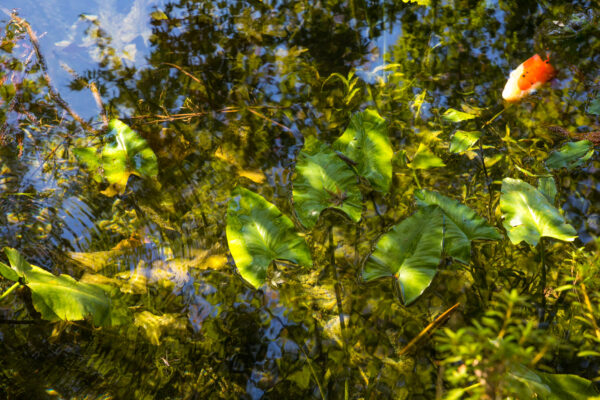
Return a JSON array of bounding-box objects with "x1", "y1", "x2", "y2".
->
[{"x1": 502, "y1": 54, "x2": 556, "y2": 102}]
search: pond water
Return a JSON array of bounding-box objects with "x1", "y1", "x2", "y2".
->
[{"x1": 0, "y1": 0, "x2": 599, "y2": 399}]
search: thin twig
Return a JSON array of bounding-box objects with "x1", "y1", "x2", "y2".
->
[
  {"x1": 162, "y1": 62, "x2": 203, "y2": 84},
  {"x1": 60, "y1": 62, "x2": 108, "y2": 128},
  {"x1": 89, "y1": 81, "x2": 108, "y2": 128},
  {"x1": 246, "y1": 107, "x2": 294, "y2": 136},
  {"x1": 0, "y1": 282, "x2": 20, "y2": 302},
  {"x1": 398, "y1": 302, "x2": 460, "y2": 356}
]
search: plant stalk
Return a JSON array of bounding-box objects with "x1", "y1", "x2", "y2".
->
[
  {"x1": 477, "y1": 139, "x2": 493, "y2": 221},
  {"x1": 0, "y1": 282, "x2": 20, "y2": 302},
  {"x1": 329, "y1": 225, "x2": 349, "y2": 400},
  {"x1": 412, "y1": 168, "x2": 422, "y2": 190},
  {"x1": 539, "y1": 239, "x2": 547, "y2": 323}
]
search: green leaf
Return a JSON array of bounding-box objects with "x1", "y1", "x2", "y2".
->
[
  {"x1": 538, "y1": 176, "x2": 557, "y2": 203},
  {"x1": 292, "y1": 136, "x2": 362, "y2": 229},
  {"x1": 226, "y1": 187, "x2": 313, "y2": 288},
  {"x1": 415, "y1": 190, "x2": 502, "y2": 263},
  {"x1": 363, "y1": 206, "x2": 443, "y2": 304},
  {"x1": 4, "y1": 247, "x2": 32, "y2": 275},
  {"x1": 0, "y1": 261, "x2": 19, "y2": 282},
  {"x1": 442, "y1": 108, "x2": 476, "y2": 123},
  {"x1": 500, "y1": 178, "x2": 577, "y2": 246},
  {"x1": 546, "y1": 140, "x2": 594, "y2": 170},
  {"x1": 409, "y1": 143, "x2": 446, "y2": 169},
  {"x1": 333, "y1": 109, "x2": 393, "y2": 192},
  {"x1": 539, "y1": 371, "x2": 599, "y2": 399},
  {"x1": 449, "y1": 130, "x2": 482, "y2": 153},
  {"x1": 588, "y1": 97, "x2": 600, "y2": 115},
  {"x1": 2, "y1": 248, "x2": 126, "y2": 326},
  {"x1": 511, "y1": 365, "x2": 598, "y2": 399},
  {"x1": 101, "y1": 119, "x2": 159, "y2": 193}
]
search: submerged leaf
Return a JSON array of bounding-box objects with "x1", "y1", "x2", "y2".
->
[
  {"x1": 500, "y1": 178, "x2": 577, "y2": 246},
  {"x1": 588, "y1": 97, "x2": 600, "y2": 116},
  {"x1": 442, "y1": 108, "x2": 476, "y2": 123},
  {"x1": 226, "y1": 187, "x2": 312, "y2": 288},
  {"x1": 415, "y1": 190, "x2": 502, "y2": 263},
  {"x1": 545, "y1": 140, "x2": 594, "y2": 170},
  {"x1": 449, "y1": 130, "x2": 482, "y2": 153},
  {"x1": 333, "y1": 109, "x2": 393, "y2": 192},
  {"x1": 292, "y1": 136, "x2": 362, "y2": 229},
  {"x1": 410, "y1": 143, "x2": 446, "y2": 169},
  {"x1": 134, "y1": 311, "x2": 185, "y2": 346},
  {"x1": 363, "y1": 206, "x2": 443, "y2": 304},
  {"x1": 538, "y1": 176, "x2": 557, "y2": 204}
]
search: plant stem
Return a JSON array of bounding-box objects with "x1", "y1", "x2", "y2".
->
[
  {"x1": 329, "y1": 225, "x2": 350, "y2": 399},
  {"x1": 0, "y1": 282, "x2": 20, "y2": 302},
  {"x1": 477, "y1": 139, "x2": 493, "y2": 221},
  {"x1": 412, "y1": 168, "x2": 422, "y2": 190},
  {"x1": 539, "y1": 238, "x2": 547, "y2": 323},
  {"x1": 477, "y1": 105, "x2": 506, "y2": 221}
]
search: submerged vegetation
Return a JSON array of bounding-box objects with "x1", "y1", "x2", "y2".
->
[{"x1": 1, "y1": 0, "x2": 600, "y2": 398}]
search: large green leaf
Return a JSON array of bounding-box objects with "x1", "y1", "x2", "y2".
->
[
  {"x1": 415, "y1": 189, "x2": 502, "y2": 264},
  {"x1": 0, "y1": 248, "x2": 126, "y2": 326},
  {"x1": 500, "y1": 178, "x2": 577, "y2": 246},
  {"x1": 292, "y1": 136, "x2": 362, "y2": 229},
  {"x1": 101, "y1": 119, "x2": 158, "y2": 188},
  {"x1": 332, "y1": 109, "x2": 393, "y2": 192},
  {"x1": 510, "y1": 365, "x2": 598, "y2": 399},
  {"x1": 363, "y1": 206, "x2": 444, "y2": 304},
  {"x1": 226, "y1": 187, "x2": 313, "y2": 288},
  {"x1": 545, "y1": 140, "x2": 594, "y2": 170}
]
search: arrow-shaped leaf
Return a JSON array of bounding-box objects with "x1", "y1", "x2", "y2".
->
[
  {"x1": 500, "y1": 178, "x2": 577, "y2": 246},
  {"x1": 226, "y1": 187, "x2": 313, "y2": 288},
  {"x1": 333, "y1": 109, "x2": 393, "y2": 192},
  {"x1": 363, "y1": 206, "x2": 443, "y2": 304},
  {"x1": 415, "y1": 189, "x2": 502, "y2": 263},
  {"x1": 292, "y1": 136, "x2": 362, "y2": 229}
]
